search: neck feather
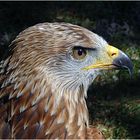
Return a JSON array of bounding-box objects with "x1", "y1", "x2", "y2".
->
[{"x1": 3, "y1": 74, "x2": 89, "y2": 138}]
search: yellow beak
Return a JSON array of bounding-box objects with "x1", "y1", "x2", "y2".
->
[{"x1": 83, "y1": 45, "x2": 133, "y2": 75}]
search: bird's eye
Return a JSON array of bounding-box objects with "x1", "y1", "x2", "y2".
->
[{"x1": 72, "y1": 46, "x2": 87, "y2": 60}]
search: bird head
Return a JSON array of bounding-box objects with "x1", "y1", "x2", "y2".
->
[{"x1": 10, "y1": 23, "x2": 133, "y2": 99}]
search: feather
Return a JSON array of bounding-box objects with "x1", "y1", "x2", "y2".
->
[{"x1": 0, "y1": 22, "x2": 107, "y2": 139}]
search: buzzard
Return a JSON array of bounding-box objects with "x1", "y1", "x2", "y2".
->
[{"x1": 0, "y1": 22, "x2": 133, "y2": 139}]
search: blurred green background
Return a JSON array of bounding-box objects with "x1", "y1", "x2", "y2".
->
[{"x1": 0, "y1": 2, "x2": 140, "y2": 139}]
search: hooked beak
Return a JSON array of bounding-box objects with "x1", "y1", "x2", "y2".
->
[
  {"x1": 112, "y1": 50, "x2": 133, "y2": 76},
  {"x1": 83, "y1": 45, "x2": 133, "y2": 76}
]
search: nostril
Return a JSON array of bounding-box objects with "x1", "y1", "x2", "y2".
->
[{"x1": 111, "y1": 53, "x2": 116, "y2": 56}]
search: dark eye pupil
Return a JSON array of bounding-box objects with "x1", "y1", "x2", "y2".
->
[
  {"x1": 78, "y1": 49, "x2": 83, "y2": 56},
  {"x1": 72, "y1": 46, "x2": 87, "y2": 60}
]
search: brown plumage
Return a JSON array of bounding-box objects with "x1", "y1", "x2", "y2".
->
[{"x1": 0, "y1": 22, "x2": 132, "y2": 139}]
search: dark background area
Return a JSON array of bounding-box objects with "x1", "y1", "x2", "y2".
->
[
  {"x1": 0, "y1": 2, "x2": 140, "y2": 44},
  {"x1": 0, "y1": 1, "x2": 140, "y2": 139}
]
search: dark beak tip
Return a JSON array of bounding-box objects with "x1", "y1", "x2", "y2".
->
[
  {"x1": 113, "y1": 51, "x2": 133, "y2": 78},
  {"x1": 129, "y1": 62, "x2": 133, "y2": 78},
  {"x1": 125, "y1": 58, "x2": 133, "y2": 77},
  {"x1": 126, "y1": 63, "x2": 133, "y2": 78}
]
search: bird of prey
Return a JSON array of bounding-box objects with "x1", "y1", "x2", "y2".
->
[{"x1": 0, "y1": 22, "x2": 133, "y2": 139}]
